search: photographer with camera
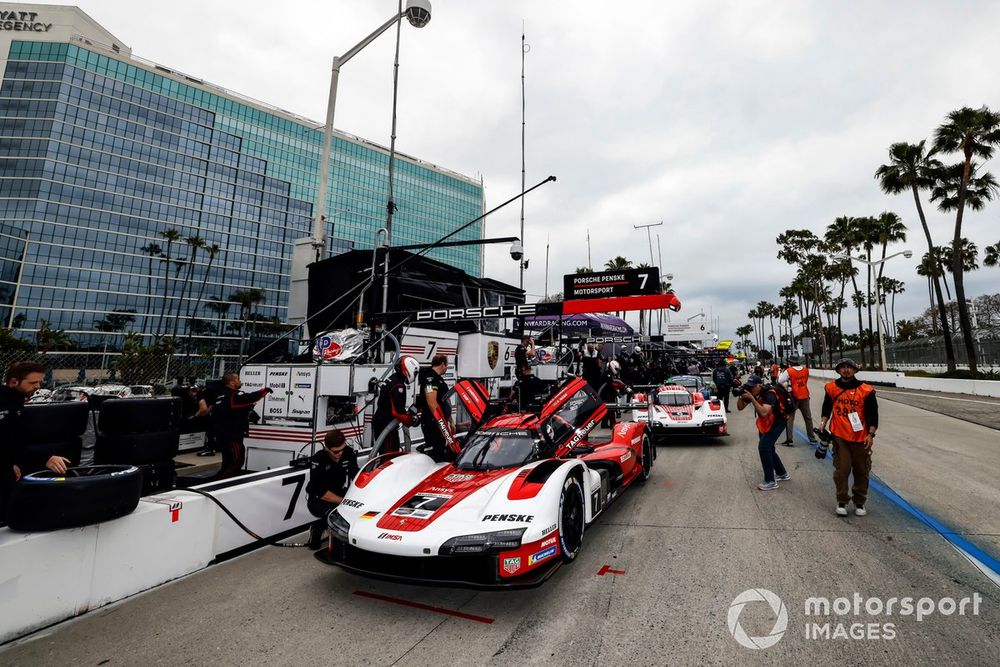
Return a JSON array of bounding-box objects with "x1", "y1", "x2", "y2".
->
[
  {"x1": 735, "y1": 376, "x2": 790, "y2": 491},
  {"x1": 816, "y1": 358, "x2": 879, "y2": 517}
]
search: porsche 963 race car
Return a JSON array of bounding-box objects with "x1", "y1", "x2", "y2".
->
[
  {"x1": 632, "y1": 384, "x2": 728, "y2": 438},
  {"x1": 315, "y1": 377, "x2": 654, "y2": 588}
]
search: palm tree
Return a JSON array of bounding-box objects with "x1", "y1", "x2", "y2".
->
[
  {"x1": 603, "y1": 256, "x2": 632, "y2": 271},
  {"x1": 157, "y1": 229, "x2": 181, "y2": 338},
  {"x1": 916, "y1": 253, "x2": 941, "y2": 332},
  {"x1": 231, "y1": 288, "x2": 266, "y2": 362},
  {"x1": 985, "y1": 241, "x2": 1000, "y2": 267},
  {"x1": 825, "y1": 216, "x2": 867, "y2": 366},
  {"x1": 140, "y1": 242, "x2": 163, "y2": 338},
  {"x1": 735, "y1": 324, "x2": 753, "y2": 355},
  {"x1": 877, "y1": 277, "x2": 905, "y2": 339},
  {"x1": 932, "y1": 105, "x2": 1000, "y2": 373},
  {"x1": 574, "y1": 266, "x2": 593, "y2": 274},
  {"x1": 875, "y1": 140, "x2": 954, "y2": 367},
  {"x1": 189, "y1": 243, "x2": 221, "y2": 326},
  {"x1": 940, "y1": 238, "x2": 980, "y2": 273},
  {"x1": 172, "y1": 235, "x2": 206, "y2": 339},
  {"x1": 204, "y1": 297, "x2": 232, "y2": 354}
]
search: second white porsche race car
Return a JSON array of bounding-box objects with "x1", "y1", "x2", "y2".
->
[{"x1": 632, "y1": 384, "x2": 728, "y2": 437}]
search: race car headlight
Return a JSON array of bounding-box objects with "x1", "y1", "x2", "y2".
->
[
  {"x1": 438, "y1": 528, "x2": 527, "y2": 556},
  {"x1": 326, "y1": 510, "x2": 351, "y2": 542}
]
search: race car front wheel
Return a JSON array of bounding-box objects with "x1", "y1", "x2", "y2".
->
[{"x1": 559, "y1": 476, "x2": 585, "y2": 561}]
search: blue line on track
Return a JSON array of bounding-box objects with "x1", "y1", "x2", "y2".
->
[{"x1": 793, "y1": 426, "x2": 1000, "y2": 583}]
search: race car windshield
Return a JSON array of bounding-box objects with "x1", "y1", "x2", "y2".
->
[
  {"x1": 658, "y1": 392, "x2": 693, "y2": 406},
  {"x1": 454, "y1": 430, "x2": 537, "y2": 471}
]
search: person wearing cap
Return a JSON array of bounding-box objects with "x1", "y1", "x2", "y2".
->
[
  {"x1": 737, "y1": 375, "x2": 790, "y2": 491},
  {"x1": 777, "y1": 355, "x2": 819, "y2": 446},
  {"x1": 817, "y1": 359, "x2": 879, "y2": 517},
  {"x1": 305, "y1": 429, "x2": 359, "y2": 549}
]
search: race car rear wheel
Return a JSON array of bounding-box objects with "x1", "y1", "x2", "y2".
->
[
  {"x1": 638, "y1": 434, "x2": 653, "y2": 482},
  {"x1": 558, "y1": 475, "x2": 585, "y2": 562}
]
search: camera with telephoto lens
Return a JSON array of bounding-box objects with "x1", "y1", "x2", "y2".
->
[
  {"x1": 814, "y1": 428, "x2": 832, "y2": 459},
  {"x1": 732, "y1": 384, "x2": 752, "y2": 397}
]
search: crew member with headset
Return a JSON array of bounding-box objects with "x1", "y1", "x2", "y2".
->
[
  {"x1": 210, "y1": 372, "x2": 271, "y2": 480},
  {"x1": 305, "y1": 429, "x2": 359, "y2": 549},
  {"x1": 371, "y1": 355, "x2": 420, "y2": 455},
  {"x1": 416, "y1": 354, "x2": 458, "y2": 462},
  {"x1": 817, "y1": 358, "x2": 879, "y2": 517}
]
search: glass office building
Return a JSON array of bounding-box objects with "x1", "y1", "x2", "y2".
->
[{"x1": 0, "y1": 6, "x2": 484, "y2": 353}]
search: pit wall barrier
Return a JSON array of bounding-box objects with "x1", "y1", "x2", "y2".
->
[
  {"x1": 809, "y1": 369, "x2": 1000, "y2": 398},
  {"x1": 0, "y1": 467, "x2": 312, "y2": 644}
]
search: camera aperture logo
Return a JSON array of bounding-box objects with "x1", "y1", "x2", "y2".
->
[{"x1": 728, "y1": 589, "x2": 788, "y2": 649}]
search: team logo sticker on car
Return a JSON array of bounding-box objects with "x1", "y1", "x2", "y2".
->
[
  {"x1": 444, "y1": 473, "x2": 475, "y2": 483},
  {"x1": 503, "y1": 557, "x2": 521, "y2": 574}
]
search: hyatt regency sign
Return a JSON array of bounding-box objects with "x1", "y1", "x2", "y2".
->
[{"x1": 0, "y1": 10, "x2": 52, "y2": 32}]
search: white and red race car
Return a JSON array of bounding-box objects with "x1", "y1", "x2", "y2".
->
[
  {"x1": 315, "y1": 377, "x2": 654, "y2": 588},
  {"x1": 632, "y1": 384, "x2": 728, "y2": 437}
]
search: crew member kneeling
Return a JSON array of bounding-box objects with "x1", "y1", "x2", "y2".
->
[
  {"x1": 306, "y1": 430, "x2": 359, "y2": 549},
  {"x1": 817, "y1": 358, "x2": 878, "y2": 517}
]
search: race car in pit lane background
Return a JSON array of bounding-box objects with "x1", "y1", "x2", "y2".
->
[
  {"x1": 315, "y1": 377, "x2": 654, "y2": 588},
  {"x1": 631, "y1": 384, "x2": 728, "y2": 438}
]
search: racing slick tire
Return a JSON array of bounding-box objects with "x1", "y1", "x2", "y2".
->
[
  {"x1": 638, "y1": 434, "x2": 653, "y2": 482},
  {"x1": 558, "y1": 475, "x2": 585, "y2": 562},
  {"x1": 5, "y1": 465, "x2": 143, "y2": 532}
]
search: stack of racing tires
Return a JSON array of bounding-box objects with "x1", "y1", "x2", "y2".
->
[{"x1": 93, "y1": 398, "x2": 182, "y2": 495}]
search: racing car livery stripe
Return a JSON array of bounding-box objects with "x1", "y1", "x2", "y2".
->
[{"x1": 375, "y1": 466, "x2": 514, "y2": 532}]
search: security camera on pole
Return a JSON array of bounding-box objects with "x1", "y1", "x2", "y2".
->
[{"x1": 287, "y1": 0, "x2": 432, "y2": 334}]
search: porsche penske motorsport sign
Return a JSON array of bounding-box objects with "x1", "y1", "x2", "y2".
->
[{"x1": 564, "y1": 268, "x2": 660, "y2": 300}]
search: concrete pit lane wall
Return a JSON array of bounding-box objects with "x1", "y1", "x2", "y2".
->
[
  {"x1": 0, "y1": 467, "x2": 312, "y2": 644},
  {"x1": 809, "y1": 369, "x2": 1000, "y2": 398}
]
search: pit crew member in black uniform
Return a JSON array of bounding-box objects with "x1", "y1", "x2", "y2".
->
[
  {"x1": 306, "y1": 429, "x2": 360, "y2": 549},
  {"x1": 2, "y1": 363, "x2": 42, "y2": 522},
  {"x1": 416, "y1": 354, "x2": 457, "y2": 462},
  {"x1": 514, "y1": 336, "x2": 535, "y2": 378},
  {"x1": 371, "y1": 355, "x2": 420, "y2": 455},
  {"x1": 209, "y1": 372, "x2": 271, "y2": 480}
]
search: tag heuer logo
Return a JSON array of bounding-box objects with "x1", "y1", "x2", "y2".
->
[{"x1": 503, "y1": 557, "x2": 521, "y2": 574}]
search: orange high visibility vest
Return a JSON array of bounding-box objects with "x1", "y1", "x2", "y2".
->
[
  {"x1": 825, "y1": 381, "x2": 874, "y2": 442},
  {"x1": 787, "y1": 366, "x2": 810, "y2": 400}
]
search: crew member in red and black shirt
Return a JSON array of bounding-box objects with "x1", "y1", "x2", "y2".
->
[
  {"x1": 209, "y1": 372, "x2": 271, "y2": 479},
  {"x1": 371, "y1": 356, "x2": 420, "y2": 455}
]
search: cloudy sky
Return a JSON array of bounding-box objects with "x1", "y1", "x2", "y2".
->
[{"x1": 72, "y1": 0, "x2": 1000, "y2": 340}]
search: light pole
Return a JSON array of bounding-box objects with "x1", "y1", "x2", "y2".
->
[
  {"x1": 833, "y1": 249, "x2": 912, "y2": 371},
  {"x1": 633, "y1": 221, "x2": 662, "y2": 334},
  {"x1": 289, "y1": 0, "x2": 432, "y2": 329}
]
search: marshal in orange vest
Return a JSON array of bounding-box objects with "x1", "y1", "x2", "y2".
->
[
  {"x1": 824, "y1": 381, "x2": 874, "y2": 442},
  {"x1": 786, "y1": 366, "x2": 810, "y2": 400}
]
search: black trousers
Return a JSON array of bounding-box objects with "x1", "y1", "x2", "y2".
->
[
  {"x1": 420, "y1": 425, "x2": 454, "y2": 463},
  {"x1": 717, "y1": 386, "x2": 731, "y2": 411},
  {"x1": 210, "y1": 433, "x2": 245, "y2": 480}
]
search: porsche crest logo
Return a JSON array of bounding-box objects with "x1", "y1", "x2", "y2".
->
[{"x1": 487, "y1": 341, "x2": 499, "y2": 370}]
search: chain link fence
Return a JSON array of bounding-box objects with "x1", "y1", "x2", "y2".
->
[
  {"x1": 839, "y1": 335, "x2": 1000, "y2": 372},
  {"x1": 0, "y1": 349, "x2": 238, "y2": 390}
]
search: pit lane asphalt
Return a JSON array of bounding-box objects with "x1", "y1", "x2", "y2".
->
[{"x1": 5, "y1": 387, "x2": 999, "y2": 666}]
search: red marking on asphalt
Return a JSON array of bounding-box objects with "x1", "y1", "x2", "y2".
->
[
  {"x1": 171, "y1": 509, "x2": 180, "y2": 523},
  {"x1": 661, "y1": 479, "x2": 672, "y2": 490},
  {"x1": 352, "y1": 590, "x2": 495, "y2": 624},
  {"x1": 597, "y1": 564, "x2": 626, "y2": 576}
]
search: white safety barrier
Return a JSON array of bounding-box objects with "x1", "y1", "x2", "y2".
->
[
  {"x1": 0, "y1": 467, "x2": 312, "y2": 644},
  {"x1": 810, "y1": 369, "x2": 1000, "y2": 398}
]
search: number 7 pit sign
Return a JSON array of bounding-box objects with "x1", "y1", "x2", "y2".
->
[{"x1": 564, "y1": 267, "x2": 660, "y2": 300}]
